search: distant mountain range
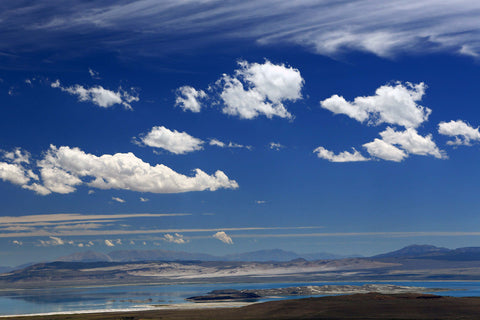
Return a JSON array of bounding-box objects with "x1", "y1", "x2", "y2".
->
[
  {"x1": 56, "y1": 248, "x2": 358, "y2": 263},
  {"x1": 53, "y1": 244, "x2": 480, "y2": 264},
  {"x1": 4, "y1": 244, "x2": 480, "y2": 276},
  {"x1": 5, "y1": 244, "x2": 480, "y2": 288}
]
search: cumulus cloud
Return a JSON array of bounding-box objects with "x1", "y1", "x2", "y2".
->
[
  {"x1": 0, "y1": 162, "x2": 32, "y2": 186},
  {"x1": 12, "y1": 240, "x2": 22, "y2": 245},
  {"x1": 0, "y1": 148, "x2": 39, "y2": 189},
  {"x1": 363, "y1": 139, "x2": 407, "y2": 162},
  {"x1": 379, "y1": 127, "x2": 445, "y2": 159},
  {"x1": 175, "y1": 86, "x2": 207, "y2": 113},
  {"x1": 358, "y1": 128, "x2": 445, "y2": 162},
  {"x1": 3, "y1": 148, "x2": 31, "y2": 164},
  {"x1": 51, "y1": 80, "x2": 138, "y2": 110},
  {"x1": 138, "y1": 126, "x2": 204, "y2": 154},
  {"x1": 139, "y1": 197, "x2": 149, "y2": 202},
  {"x1": 216, "y1": 60, "x2": 304, "y2": 119},
  {"x1": 104, "y1": 239, "x2": 115, "y2": 247},
  {"x1": 38, "y1": 236, "x2": 65, "y2": 246},
  {"x1": 320, "y1": 82, "x2": 430, "y2": 128},
  {"x1": 0, "y1": 146, "x2": 239, "y2": 195},
  {"x1": 112, "y1": 196, "x2": 125, "y2": 203},
  {"x1": 31, "y1": 145, "x2": 237, "y2": 195},
  {"x1": 438, "y1": 120, "x2": 480, "y2": 146},
  {"x1": 163, "y1": 233, "x2": 187, "y2": 244},
  {"x1": 212, "y1": 231, "x2": 233, "y2": 244},
  {"x1": 209, "y1": 139, "x2": 251, "y2": 150},
  {"x1": 313, "y1": 147, "x2": 369, "y2": 162}
]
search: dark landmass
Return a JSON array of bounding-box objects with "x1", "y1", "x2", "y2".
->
[
  {"x1": 186, "y1": 284, "x2": 450, "y2": 301},
  {"x1": 7, "y1": 293, "x2": 480, "y2": 320},
  {"x1": 374, "y1": 244, "x2": 480, "y2": 260}
]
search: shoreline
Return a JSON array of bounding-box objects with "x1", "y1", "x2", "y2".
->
[
  {"x1": 5, "y1": 293, "x2": 480, "y2": 320},
  {"x1": 0, "y1": 302, "x2": 253, "y2": 318}
]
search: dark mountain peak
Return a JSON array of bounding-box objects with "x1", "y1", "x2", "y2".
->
[{"x1": 373, "y1": 244, "x2": 450, "y2": 258}]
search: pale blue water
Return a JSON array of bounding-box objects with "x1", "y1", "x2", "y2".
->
[{"x1": 1, "y1": 281, "x2": 480, "y2": 316}]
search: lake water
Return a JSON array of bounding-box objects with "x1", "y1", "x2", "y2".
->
[{"x1": 1, "y1": 281, "x2": 480, "y2": 317}]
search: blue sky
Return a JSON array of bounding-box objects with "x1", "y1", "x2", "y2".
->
[{"x1": 1, "y1": 1, "x2": 480, "y2": 266}]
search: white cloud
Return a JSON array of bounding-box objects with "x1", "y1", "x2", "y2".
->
[
  {"x1": 88, "y1": 190, "x2": 95, "y2": 194},
  {"x1": 140, "y1": 197, "x2": 149, "y2": 202},
  {"x1": 88, "y1": 68, "x2": 100, "y2": 79},
  {"x1": 104, "y1": 239, "x2": 115, "y2": 247},
  {"x1": 379, "y1": 127, "x2": 445, "y2": 159},
  {"x1": 0, "y1": 148, "x2": 40, "y2": 190},
  {"x1": 212, "y1": 231, "x2": 233, "y2": 244},
  {"x1": 175, "y1": 86, "x2": 207, "y2": 113},
  {"x1": 112, "y1": 196, "x2": 125, "y2": 203},
  {"x1": 12, "y1": 240, "x2": 22, "y2": 245},
  {"x1": 32, "y1": 145, "x2": 237, "y2": 194},
  {"x1": 363, "y1": 139, "x2": 407, "y2": 162},
  {"x1": 209, "y1": 138, "x2": 251, "y2": 150},
  {"x1": 3, "y1": 148, "x2": 31, "y2": 164},
  {"x1": 313, "y1": 147, "x2": 369, "y2": 163},
  {"x1": 0, "y1": 213, "x2": 188, "y2": 224},
  {"x1": 438, "y1": 120, "x2": 480, "y2": 146},
  {"x1": 11, "y1": 1, "x2": 480, "y2": 60},
  {"x1": 216, "y1": 60, "x2": 303, "y2": 119},
  {"x1": 163, "y1": 233, "x2": 187, "y2": 244},
  {"x1": 320, "y1": 82, "x2": 430, "y2": 128},
  {"x1": 209, "y1": 139, "x2": 225, "y2": 147},
  {"x1": 256, "y1": 200, "x2": 267, "y2": 204},
  {"x1": 51, "y1": 80, "x2": 138, "y2": 110},
  {"x1": 49, "y1": 236, "x2": 64, "y2": 245},
  {"x1": 269, "y1": 142, "x2": 284, "y2": 151},
  {"x1": 78, "y1": 243, "x2": 84, "y2": 247},
  {"x1": 0, "y1": 162, "x2": 32, "y2": 186},
  {"x1": 38, "y1": 236, "x2": 65, "y2": 246},
  {"x1": 139, "y1": 126, "x2": 204, "y2": 154}
]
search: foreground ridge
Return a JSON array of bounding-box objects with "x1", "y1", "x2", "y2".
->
[{"x1": 7, "y1": 293, "x2": 480, "y2": 320}]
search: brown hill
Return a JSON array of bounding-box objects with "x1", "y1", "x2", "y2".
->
[{"x1": 9, "y1": 293, "x2": 480, "y2": 320}]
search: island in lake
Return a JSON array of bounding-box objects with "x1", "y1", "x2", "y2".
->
[{"x1": 186, "y1": 284, "x2": 451, "y2": 302}]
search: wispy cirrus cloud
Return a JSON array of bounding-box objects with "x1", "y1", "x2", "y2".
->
[
  {"x1": 1, "y1": 1, "x2": 479, "y2": 61},
  {"x1": 112, "y1": 196, "x2": 126, "y2": 203},
  {"x1": 0, "y1": 224, "x2": 322, "y2": 238},
  {"x1": 209, "y1": 138, "x2": 251, "y2": 150}
]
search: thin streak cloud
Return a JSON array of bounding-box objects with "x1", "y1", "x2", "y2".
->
[{"x1": 0, "y1": 226, "x2": 323, "y2": 238}]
